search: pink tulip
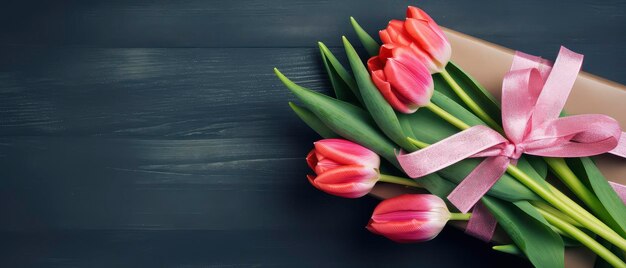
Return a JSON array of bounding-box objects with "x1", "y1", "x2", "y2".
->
[
  {"x1": 366, "y1": 194, "x2": 450, "y2": 243},
  {"x1": 379, "y1": 6, "x2": 451, "y2": 73},
  {"x1": 367, "y1": 44, "x2": 434, "y2": 113},
  {"x1": 306, "y1": 139, "x2": 380, "y2": 198}
]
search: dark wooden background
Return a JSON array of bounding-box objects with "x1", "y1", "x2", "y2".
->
[{"x1": 0, "y1": 0, "x2": 624, "y2": 267}]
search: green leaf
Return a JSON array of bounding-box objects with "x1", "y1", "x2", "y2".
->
[
  {"x1": 275, "y1": 68, "x2": 398, "y2": 165},
  {"x1": 435, "y1": 62, "x2": 502, "y2": 123},
  {"x1": 493, "y1": 244, "x2": 524, "y2": 257},
  {"x1": 397, "y1": 113, "x2": 416, "y2": 140},
  {"x1": 526, "y1": 155, "x2": 548, "y2": 179},
  {"x1": 318, "y1": 42, "x2": 362, "y2": 104},
  {"x1": 567, "y1": 157, "x2": 626, "y2": 235},
  {"x1": 485, "y1": 199, "x2": 565, "y2": 268},
  {"x1": 349, "y1": 17, "x2": 380, "y2": 57},
  {"x1": 288, "y1": 102, "x2": 338, "y2": 138},
  {"x1": 430, "y1": 90, "x2": 486, "y2": 127},
  {"x1": 342, "y1": 36, "x2": 416, "y2": 151}
]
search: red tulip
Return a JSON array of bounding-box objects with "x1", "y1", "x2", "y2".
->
[
  {"x1": 379, "y1": 6, "x2": 451, "y2": 73},
  {"x1": 367, "y1": 44, "x2": 434, "y2": 114},
  {"x1": 306, "y1": 139, "x2": 380, "y2": 198},
  {"x1": 367, "y1": 194, "x2": 450, "y2": 243}
]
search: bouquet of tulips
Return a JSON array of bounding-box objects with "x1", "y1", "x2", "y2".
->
[{"x1": 274, "y1": 6, "x2": 626, "y2": 267}]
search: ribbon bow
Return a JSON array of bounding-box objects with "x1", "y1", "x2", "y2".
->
[{"x1": 398, "y1": 47, "x2": 626, "y2": 215}]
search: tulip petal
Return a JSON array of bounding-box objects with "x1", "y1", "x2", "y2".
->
[
  {"x1": 379, "y1": 20, "x2": 413, "y2": 47},
  {"x1": 372, "y1": 194, "x2": 448, "y2": 215},
  {"x1": 367, "y1": 56, "x2": 385, "y2": 73},
  {"x1": 314, "y1": 139, "x2": 380, "y2": 168},
  {"x1": 404, "y1": 18, "x2": 451, "y2": 71},
  {"x1": 314, "y1": 157, "x2": 342, "y2": 174},
  {"x1": 306, "y1": 149, "x2": 317, "y2": 170},
  {"x1": 384, "y1": 58, "x2": 433, "y2": 108},
  {"x1": 406, "y1": 6, "x2": 438, "y2": 26},
  {"x1": 313, "y1": 165, "x2": 378, "y2": 184},
  {"x1": 370, "y1": 70, "x2": 416, "y2": 114},
  {"x1": 367, "y1": 217, "x2": 447, "y2": 243},
  {"x1": 311, "y1": 165, "x2": 379, "y2": 198}
]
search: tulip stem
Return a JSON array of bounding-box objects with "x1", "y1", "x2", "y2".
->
[
  {"x1": 507, "y1": 165, "x2": 626, "y2": 251},
  {"x1": 543, "y1": 157, "x2": 623, "y2": 236},
  {"x1": 425, "y1": 102, "x2": 470, "y2": 130},
  {"x1": 439, "y1": 69, "x2": 504, "y2": 133},
  {"x1": 449, "y1": 212, "x2": 472, "y2": 221},
  {"x1": 535, "y1": 206, "x2": 626, "y2": 268},
  {"x1": 379, "y1": 174, "x2": 421, "y2": 188}
]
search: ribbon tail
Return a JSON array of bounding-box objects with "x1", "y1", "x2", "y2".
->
[
  {"x1": 397, "y1": 125, "x2": 507, "y2": 178},
  {"x1": 610, "y1": 181, "x2": 626, "y2": 204},
  {"x1": 447, "y1": 156, "x2": 510, "y2": 213},
  {"x1": 608, "y1": 133, "x2": 626, "y2": 158},
  {"x1": 465, "y1": 201, "x2": 497, "y2": 242}
]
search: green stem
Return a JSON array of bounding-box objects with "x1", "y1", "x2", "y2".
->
[
  {"x1": 439, "y1": 70, "x2": 504, "y2": 133},
  {"x1": 449, "y1": 212, "x2": 472, "y2": 221},
  {"x1": 531, "y1": 200, "x2": 582, "y2": 228},
  {"x1": 378, "y1": 174, "x2": 421, "y2": 188},
  {"x1": 536, "y1": 207, "x2": 626, "y2": 268},
  {"x1": 507, "y1": 165, "x2": 626, "y2": 251},
  {"x1": 544, "y1": 158, "x2": 622, "y2": 234},
  {"x1": 425, "y1": 102, "x2": 470, "y2": 130}
]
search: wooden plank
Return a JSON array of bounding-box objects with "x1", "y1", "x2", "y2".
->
[
  {"x1": 0, "y1": 0, "x2": 624, "y2": 83},
  {"x1": 0, "y1": 229, "x2": 531, "y2": 267},
  {"x1": 0, "y1": 48, "x2": 331, "y2": 136}
]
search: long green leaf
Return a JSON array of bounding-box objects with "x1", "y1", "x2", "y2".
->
[
  {"x1": 275, "y1": 68, "x2": 398, "y2": 165},
  {"x1": 486, "y1": 199, "x2": 565, "y2": 268},
  {"x1": 436, "y1": 62, "x2": 502, "y2": 123},
  {"x1": 318, "y1": 42, "x2": 362, "y2": 103},
  {"x1": 349, "y1": 17, "x2": 380, "y2": 57},
  {"x1": 430, "y1": 90, "x2": 486, "y2": 127},
  {"x1": 319, "y1": 46, "x2": 359, "y2": 104},
  {"x1": 288, "y1": 102, "x2": 338, "y2": 138},
  {"x1": 342, "y1": 36, "x2": 416, "y2": 151},
  {"x1": 567, "y1": 157, "x2": 626, "y2": 234}
]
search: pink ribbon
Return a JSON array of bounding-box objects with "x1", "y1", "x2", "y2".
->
[{"x1": 397, "y1": 47, "x2": 626, "y2": 240}]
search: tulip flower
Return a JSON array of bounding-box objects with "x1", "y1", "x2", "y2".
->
[
  {"x1": 379, "y1": 6, "x2": 503, "y2": 130},
  {"x1": 306, "y1": 139, "x2": 381, "y2": 198},
  {"x1": 379, "y1": 6, "x2": 452, "y2": 74},
  {"x1": 366, "y1": 194, "x2": 452, "y2": 243},
  {"x1": 367, "y1": 44, "x2": 434, "y2": 114}
]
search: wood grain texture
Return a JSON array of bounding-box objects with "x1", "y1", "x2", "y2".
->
[{"x1": 0, "y1": 0, "x2": 624, "y2": 267}]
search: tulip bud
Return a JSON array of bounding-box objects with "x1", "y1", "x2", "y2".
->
[
  {"x1": 366, "y1": 194, "x2": 450, "y2": 243},
  {"x1": 379, "y1": 6, "x2": 451, "y2": 73},
  {"x1": 306, "y1": 139, "x2": 380, "y2": 198},
  {"x1": 367, "y1": 44, "x2": 434, "y2": 114}
]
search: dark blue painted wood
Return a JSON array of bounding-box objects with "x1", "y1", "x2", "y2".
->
[{"x1": 0, "y1": 0, "x2": 623, "y2": 267}]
